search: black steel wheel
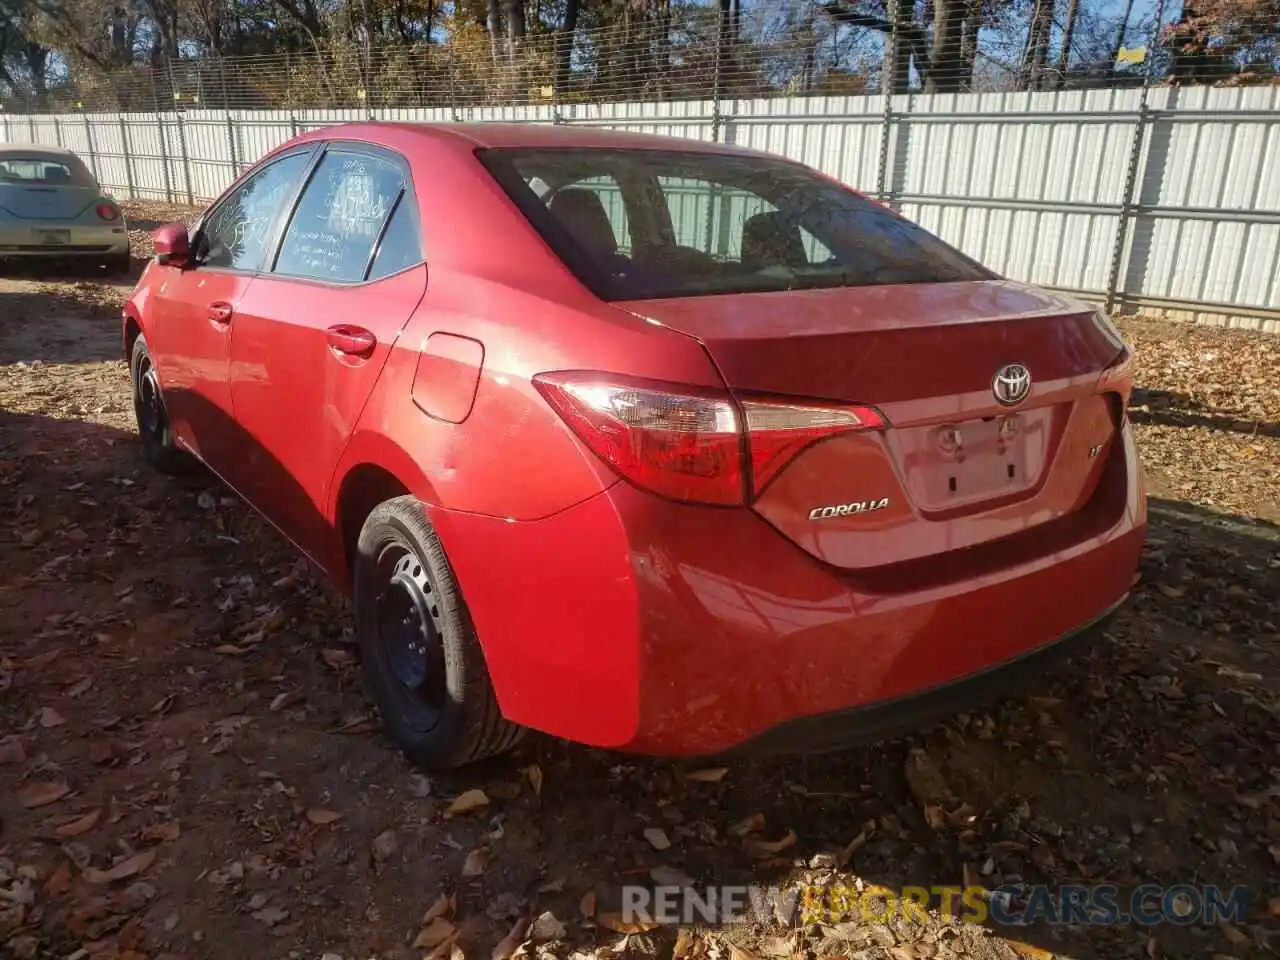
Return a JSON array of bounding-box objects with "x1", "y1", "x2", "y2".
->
[
  {"x1": 354, "y1": 496, "x2": 525, "y2": 769},
  {"x1": 130, "y1": 335, "x2": 190, "y2": 475},
  {"x1": 372, "y1": 542, "x2": 449, "y2": 731}
]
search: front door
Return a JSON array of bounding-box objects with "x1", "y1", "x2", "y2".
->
[
  {"x1": 228, "y1": 144, "x2": 427, "y2": 563},
  {"x1": 150, "y1": 148, "x2": 316, "y2": 474}
]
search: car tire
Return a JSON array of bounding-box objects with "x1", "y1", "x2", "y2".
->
[
  {"x1": 129, "y1": 334, "x2": 190, "y2": 476},
  {"x1": 354, "y1": 495, "x2": 525, "y2": 769}
]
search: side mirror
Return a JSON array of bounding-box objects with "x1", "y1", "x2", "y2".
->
[{"x1": 152, "y1": 223, "x2": 191, "y2": 267}]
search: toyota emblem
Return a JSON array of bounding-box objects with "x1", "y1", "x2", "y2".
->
[{"x1": 992, "y1": 363, "x2": 1032, "y2": 406}]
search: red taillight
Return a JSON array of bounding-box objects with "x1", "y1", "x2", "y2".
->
[
  {"x1": 95, "y1": 202, "x2": 120, "y2": 221},
  {"x1": 742, "y1": 399, "x2": 886, "y2": 496},
  {"x1": 533, "y1": 372, "x2": 887, "y2": 506},
  {"x1": 1097, "y1": 345, "x2": 1134, "y2": 426}
]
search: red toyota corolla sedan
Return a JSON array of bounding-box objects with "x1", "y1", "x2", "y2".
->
[{"x1": 123, "y1": 122, "x2": 1146, "y2": 769}]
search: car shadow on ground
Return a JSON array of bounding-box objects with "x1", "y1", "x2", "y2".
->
[
  {"x1": 1129, "y1": 386, "x2": 1279, "y2": 439},
  {"x1": 1, "y1": 402, "x2": 1275, "y2": 960}
]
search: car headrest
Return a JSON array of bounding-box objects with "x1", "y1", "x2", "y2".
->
[
  {"x1": 742, "y1": 210, "x2": 807, "y2": 271},
  {"x1": 549, "y1": 188, "x2": 619, "y2": 257}
]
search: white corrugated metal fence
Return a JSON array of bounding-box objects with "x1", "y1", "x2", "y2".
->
[{"x1": 2, "y1": 86, "x2": 1278, "y2": 333}]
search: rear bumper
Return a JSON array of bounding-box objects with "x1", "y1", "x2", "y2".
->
[
  {"x1": 0, "y1": 224, "x2": 128, "y2": 256},
  {"x1": 436, "y1": 423, "x2": 1146, "y2": 757},
  {"x1": 726, "y1": 601, "x2": 1118, "y2": 757}
]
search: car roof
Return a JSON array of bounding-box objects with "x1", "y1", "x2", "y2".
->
[
  {"x1": 304, "y1": 121, "x2": 776, "y2": 159},
  {"x1": 0, "y1": 144, "x2": 81, "y2": 161}
]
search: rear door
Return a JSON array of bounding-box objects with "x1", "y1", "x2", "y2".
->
[
  {"x1": 228, "y1": 143, "x2": 427, "y2": 562},
  {"x1": 147, "y1": 148, "x2": 316, "y2": 466}
]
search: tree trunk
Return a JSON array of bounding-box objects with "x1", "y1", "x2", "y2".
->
[
  {"x1": 926, "y1": 0, "x2": 966, "y2": 93},
  {"x1": 960, "y1": 0, "x2": 981, "y2": 89},
  {"x1": 554, "y1": 0, "x2": 580, "y2": 95},
  {"x1": 882, "y1": 0, "x2": 911, "y2": 95},
  {"x1": 1055, "y1": 0, "x2": 1080, "y2": 88},
  {"x1": 1020, "y1": 0, "x2": 1054, "y2": 91},
  {"x1": 486, "y1": 0, "x2": 502, "y2": 66}
]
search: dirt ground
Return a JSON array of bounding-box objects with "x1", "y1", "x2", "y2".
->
[{"x1": 1, "y1": 201, "x2": 1277, "y2": 960}]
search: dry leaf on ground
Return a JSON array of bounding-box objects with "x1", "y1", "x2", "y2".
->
[
  {"x1": 413, "y1": 917, "x2": 457, "y2": 949},
  {"x1": 743, "y1": 829, "x2": 796, "y2": 859},
  {"x1": 53, "y1": 809, "x2": 101, "y2": 838},
  {"x1": 643, "y1": 827, "x2": 671, "y2": 850},
  {"x1": 83, "y1": 849, "x2": 157, "y2": 884},
  {"x1": 445, "y1": 788, "x2": 490, "y2": 816},
  {"x1": 19, "y1": 780, "x2": 70, "y2": 808}
]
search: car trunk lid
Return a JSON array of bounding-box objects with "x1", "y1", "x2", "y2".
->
[{"x1": 614, "y1": 280, "x2": 1128, "y2": 572}]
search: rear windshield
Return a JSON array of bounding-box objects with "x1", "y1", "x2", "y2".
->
[
  {"x1": 479, "y1": 147, "x2": 993, "y2": 300},
  {"x1": 0, "y1": 157, "x2": 95, "y2": 186}
]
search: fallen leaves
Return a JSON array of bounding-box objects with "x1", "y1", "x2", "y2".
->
[
  {"x1": 371, "y1": 829, "x2": 400, "y2": 862},
  {"x1": 83, "y1": 849, "x2": 157, "y2": 885},
  {"x1": 904, "y1": 749, "x2": 950, "y2": 805},
  {"x1": 461, "y1": 847, "x2": 489, "y2": 878},
  {"x1": 684, "y1": 766, "x2": 729, "y2": 783},
  {"x1": 529, "y1": 911, "x2": 567, "y2": 942},
  {"x1": 729, "y1": 812, "x2": 765, "y2": 837},
  {"x1": 742, "y1": 829, "x2": 796, "y2": 859},
  {"x1": 140, "y1": 821, "x2": 181, "y2": 844},
  {"x1": 252, "y1": 905, "x2": 290, "y2": 927},
  {"x1": 304, "y1": 808, "x2": 342, "y2": 826},
  {"x1": 445, "y1": 788, "x2": 490, "y2": 816},
  {"x1": 0, "y1": 737, "x2": 27, "y2": 765},
  {"x1": 52, "y1": 809, "x2": 101, "y2": 838},
  {"x1": 643, "y1": 826, "x2": 671, "y2": 850},
  {"x1": 19, "y1": 780, "x2": 70, "y2": 809},
  {"x1": 522, "y1": 763, "x2": 543, "y2": 797},
  {"x1": 320, "y1": 648, "x2": 355, "y2": 669},
  {"x1": 39, "y1": 706, "x2": 67, "y2": 728},
  {"x1": 491, "y1": 918, "x2": 528, "y2": 960},
  {"x1": 596, "y1": 911, "x2": 660, "y2": 934},
  {"x1": 414, "y1": 917, "x2": 457, "y2": 949}
]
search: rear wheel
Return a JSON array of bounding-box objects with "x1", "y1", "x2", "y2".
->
[
  {"x1": 354, "y1": 496, "x2": 525, "y2": 769},
  {"x1": 130, "y1": 335, "x2": 190, "y2": 475}
]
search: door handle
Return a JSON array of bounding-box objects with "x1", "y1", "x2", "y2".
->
[
  {"x1": 326, "y1": 325, "x2": 377, "y2": 359},
  {"x1": 208, "y1": 301, "x2": 234, "y2": 325}
]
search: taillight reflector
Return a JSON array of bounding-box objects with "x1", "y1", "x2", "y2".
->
[
  {"x1": 533, "y1": 372, "x2": 887, "y2": 506},
  {"x1": 95, "y1": 202, "x2": 120, "y2": 221}
]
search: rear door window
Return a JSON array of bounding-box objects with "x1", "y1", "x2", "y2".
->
[
  {"x1": 479, "y1": 148, "x2": 992, "y2": 301},
  {"x1": 274, "y1": 150, "x2": 405, "y2": 283}
]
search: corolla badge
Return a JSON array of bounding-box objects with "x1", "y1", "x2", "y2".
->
[
  {"x1": 992, "y1": 363, "x2": 1032, "y2": 406},
  {"x1": 808, "y1": 498, "x2": 890, "y2": 521}
]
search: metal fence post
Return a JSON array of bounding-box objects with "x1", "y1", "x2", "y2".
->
[
  {"x1": 26, "y1": 112, "x2": 36, "y2": 145},
  {"x1": 176, "y1": 111, "x2": 195, "y2": 205},
  {"x1": 1104, "y1": 0, "x2": 1167, "y2": 315},
  {"x1": 709, "y1": 11, "x2": 726, "y2": 143},
  {"x1": 2, "y1": 112, "x2": 11, "y2": 145},
  {"x1": 876, "y1": 5, "x2": 899, "y2": 202},
  {"x1": 82, "y1": 111, "x2": 100, "y2": 180},
  {"x1": 225, "y1": 110, "x2": 240, "y2": 180},
  {"x1": 157, "y1": 112, "x2": 174, "y2": 204},
  {"x1": 1105, "y1": 102, "x2": 1150, "y2": 315},
  {"x1": 53, "y1": 115, "x2": 64, "y2": 148},
  {"x1": 119, "y1": 115, "x2": 137, "y2": 199}
]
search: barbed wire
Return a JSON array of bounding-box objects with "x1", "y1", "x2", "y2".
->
[{"x1": 1, "y1": 3, "x2": 1277, "y2": 115}]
